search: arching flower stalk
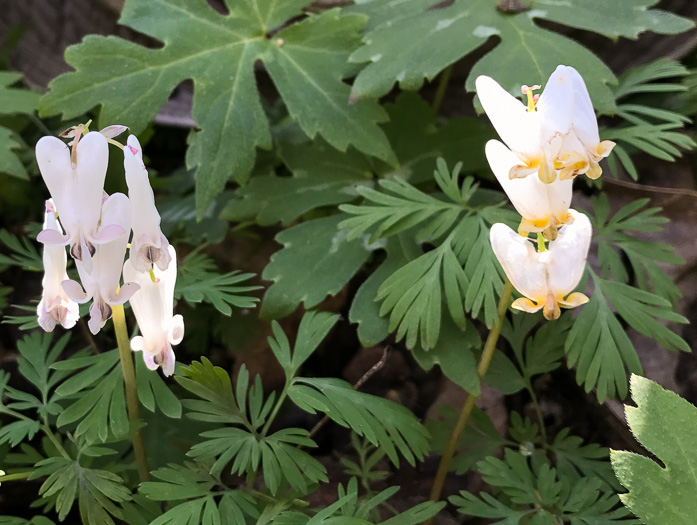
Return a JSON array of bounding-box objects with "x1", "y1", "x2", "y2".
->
[
  {"x1": 122, "y1": 245, "x2": 183, "y2": 376},
  {"x1": 124, "y1": 135, "x2": 171, "y2": 273},
  {"x1": 37, "y1": 200, "x2": 79, "y2": 332},
  {"x1": 61, "y1": 193, "x2": 140, "y2": 334},
  {"x1": 476, "y1": 65, "x2": 615, "y2": 184},
  {"x1": 490, "y1": 210, "x2": 592, "y2": 320}
]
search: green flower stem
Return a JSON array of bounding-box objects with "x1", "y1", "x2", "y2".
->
[
  {"x1": 427, "y1": 279, "x2": 514, "y2": 514},
  {"x1": 0, "y1": 471, "x2": 33, "y2": 482},
  {"x1": 432, "y1": 65, "x2": 453, "y2": 114},
  {"x1": 112, "y1": 303, "x2": 151, "y2": 482}
]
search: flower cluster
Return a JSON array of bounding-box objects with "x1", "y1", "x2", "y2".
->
[
  {"x1": 35, "y1": 124, "x2": 183, "y2": 375},
  {"x1": 477, "y1": 66, "x2": 611, "y2": 320}
]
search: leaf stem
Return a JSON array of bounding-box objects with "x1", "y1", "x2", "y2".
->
[
  {"x1": 260, "y1": 379, "x2": 290, "y2": 437},
  {"x1": 527, "y1": 379, "x2": 548, "y2": 446},
  {"x1": 426, "y1": 279, "x2": 514, "y2": 514},
  {"x1": 40, "y1": 424, "x2": 71, "y2": 460},
  {"x1": 0, "y1": 471, "x2": 33, "y2": 482},
  {"x1": 112, "y1": 303, "x2": 151, "y2": 482},
  {"x1": 432, "y1": 65, "x2": 453, "y2": 114}
]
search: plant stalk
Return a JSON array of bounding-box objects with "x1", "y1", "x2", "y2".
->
[
  {"x1": 112, "y1": 304, "x2": 151, "y2": 482},
  {"x1": 432, "y1": 65, "x2": 453, "y2": 114},
  {"x1": 426, "y1": 279, "x2": 514, "y2": 515}
]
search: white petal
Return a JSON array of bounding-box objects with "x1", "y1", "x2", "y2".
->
[
  {"x1": 565, "y1": 67, "x2": 600, "y2": 148},
  {"x1": 169, "y1": 314, "x2": 184, "y2": 345},
  {"x1": 123, "y1": 259, "x2": 168, "y2": 353},
  {"x1": 536, "y1": 65, "x2": 576, "y2": 139},
  {"x1": 546, "y1": 209, "x2": 592, "y2": 296},
  {"x1": 75, "y1": 132, "x2": 109, "y2": 246},
  {"x1": 96, "y1": 193, "x2": 131, "y2": 305},
  {"x1": 124, "y1": 134, "x2": 170, "y2": 272},
  {"x1": 486, "y1": 140, "x2": 551, "y2": 228},
  {"x1": 476, "y1": 76, "x2": 543, "y2": 161},
  {"x1": 490, "y1": 223, "x2": 547, "y2": 303}
]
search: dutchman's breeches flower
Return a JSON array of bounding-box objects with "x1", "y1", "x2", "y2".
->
[
  {"x1": 490, "y1": 210, "x2": 592, "y2": 321},
  {"x1": 124, "y1": 135, "x2": 172, "y2": 273},
  {"x1": 476, "y1": 65, "x2": 614, "y2": 184},
  {"x1": 122, "y1": 246, "x2": 183, "y2": 376},
  {"x1": 35, "y1": 131, "x2": 125, "y2": 266},
  {"x1": 486, "y1": 140, "x2": 573, "y2": 240},
  {"x1": 37, "y1": 201, "x2": 79, "y2": 332},
  {"x1": 62, "y1": 193, "x2": 140, "y2": 334}
]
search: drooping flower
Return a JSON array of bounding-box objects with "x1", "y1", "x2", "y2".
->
[
  {"x1": 490, "y1": 209, "x2": 591, "y2": 320},
  {"x1": 122, "y1": 245, "x2": 183, "y2": 376},
  {"x1": 476, "y1": 65, "x2": 614, "y2": 183},
  {"x1": 486, "y1": 140, "x2": 573, "y2": 239},
  {"x1": 36, "y1": 131, "x2": 125, "y2": 265},
  {"x1": 124, "y1": 135, "x2": 171, "y2": 273},
  {"x1": 62, "y1": 193, "x2": 139, "y2": 334},
  {"x1": 37, "y1": 200, "x2": 79, "y2": 332}
]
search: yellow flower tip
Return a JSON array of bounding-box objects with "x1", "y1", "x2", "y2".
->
[
  {"x1": 518, "y1": 216, "x2": 550, "y2": 235},
  {"x1": 586, "y1": 163, "x2": 602, "y2": 180},
  {"x1": 597, "y1": 140, "x2": 616, "y2": 157},
  {"x1": 543, "y1": 293, "x2": 561, "y2": 320},
  {"x1": 538, "y1": 161, "x2": 557, "y2": 184},
  {"x1": 560, "y1": 292, "x2": 589, "y2": 308},
  {"x1": 511, "y1": 297, "x2": 542, "y2": 314},
  {"x1": 542, "y1": 222, "x2": 558, "y2": 241}
]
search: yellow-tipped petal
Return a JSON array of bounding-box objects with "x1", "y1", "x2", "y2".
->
[
  {"x1": 560, "y1": 292, "x2": 589, "y2": 308},
  {"x1": 543, "y1": 292, "x2": 561, "y2": 320},
  {"x1": 586, "y1": 163, "x2": 602, "y2": 179},
  {"x1": 512, "y1": 297, "x2": 543, "y2": 313}
]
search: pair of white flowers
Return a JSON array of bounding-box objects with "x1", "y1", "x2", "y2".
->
[
  {"x1": 477, "y1": 65, "x2": 612, "y2": 320},
  {"x1": 36, "y1": 128, "x2": 182, "y2": 375}
]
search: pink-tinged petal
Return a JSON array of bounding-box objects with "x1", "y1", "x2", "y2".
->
[
  {"x1": 547, "y1": 209, "x2": 592, "y2": 296},
  {"x1": 91, "y1": 224, "x2": 126, "y2": 245},
  {"x1": 169, "y1": 314, "x2": 184, "y2": 345},
  {"x1": 37, "y1": 298, "x2": 57, "y2": 333},
  {"x1": 62, "y1": 280, "x2": 89, "y2": 303},
  {"x1": 99, "y1": 125, "x2": 129, "y2": 140},
  {"x1": 87, "y1": 302, "x2": 105, "y2": 335},
  {"x1": 490, "y1": 223, "x2": 547, "y2": 303},
  {"x1": 161, "y1": 347, "x2": 176, "y2": 377},
  {"x1": 37, "y1": 228, "x2": 70, "y2": 246},
  {"x1": 62, "y1": 300, "x2": 80, "y2": 329},
  {"x1": 141, "y1": 351, "x2": 159, "y2": 371},
  {"x1": 109, "y1": 282, "x2": 140, "y2": 306}
]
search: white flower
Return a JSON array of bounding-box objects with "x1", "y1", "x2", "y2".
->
[
  {"x1": 124, "y1": 135, "x2": 171, "y2": 273},
  {"x1": 122, "y1": 245, "x2": 183, "y2": 376},
  {"x1": 476, "y1": 65, "x2": 614, "y2": 183},
  {"x1": 61, "y1": 193, "x2": 139, "y2": 334},
  {"x1": 37, "y1": 201, "x2": 79, "y2": 332},
  {"x1": 486, "y1": 140, "x2": 573, "y2": 239},
  {"x1": 35, "y1": 132, "x2": 125, "y2": 265},
  {"x1": 490, "y1": 209, "x2": 591, "y2": 320}
]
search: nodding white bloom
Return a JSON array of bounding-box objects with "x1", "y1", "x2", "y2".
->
[
  {"x1": 36, "y1": 132, "x2": 125, "y2": 266},
  {"x1": 476, "y1": 65, "x2": 614, "y2": 183},
  {"x1": 122, "y1": 245, "x2": 183, "y2": 376},
  {"x1": 490, "y1": 209, "x2": 591, "y2": 320},
  {"x1": 486, "y1": 139, "x2": 573, "y2": 240},
  {"x1": 37, "y1": 201, "x2": 79, "y2": 332},
  {"x1": 62, "y1": 193, "x2": 139, "y2": 334},
  {"x1": 124, "y1": 135, "x2": 171, "y2": 273}
]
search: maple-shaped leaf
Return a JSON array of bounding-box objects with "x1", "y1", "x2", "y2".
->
[
  {"x1": 612, "y1": 375, "x2": 697, "y2": 524},
  {"x1": 39, "y1": 0, "x2": 395, "y2": 215},
  {"x1": 0, "y1": 72, "x2": 40, "y2": 179},
  {"x1": 349, "y1": 0, "x2": 693, "y2": 114}
]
